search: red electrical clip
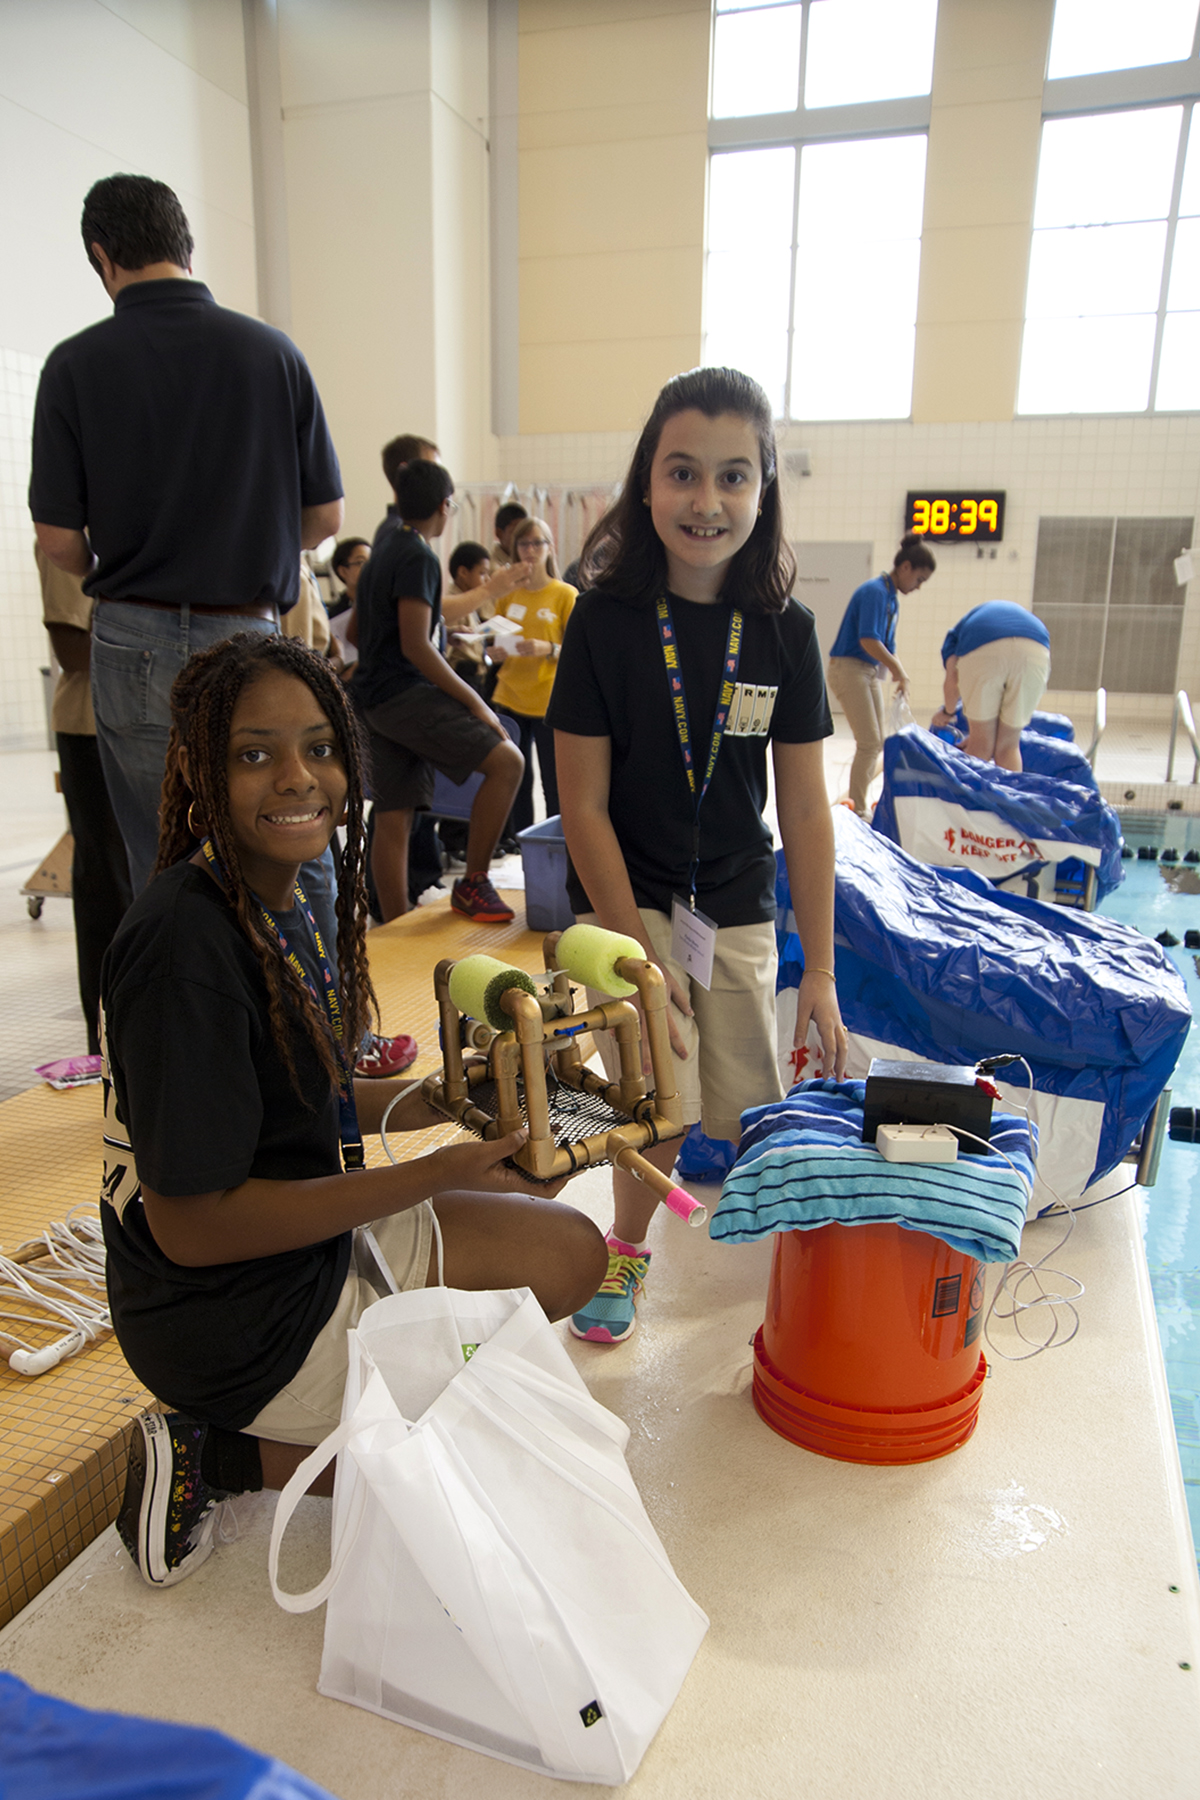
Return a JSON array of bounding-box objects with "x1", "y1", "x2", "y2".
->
[{"x1": 975, "y1": 1077, "x2": 1001, "y2": 1100}]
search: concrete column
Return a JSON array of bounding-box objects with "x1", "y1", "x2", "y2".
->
[
  {"x1": 912, "y1": 0, "x2": 1055, "y2": 423},
  {"x1": 274, "y1": 0, "x2": 493, "y2": 532}
]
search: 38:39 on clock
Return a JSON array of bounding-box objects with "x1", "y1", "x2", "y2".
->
[{"x1": 905, "y1": 491, "x2": 1005, "y2": 541}]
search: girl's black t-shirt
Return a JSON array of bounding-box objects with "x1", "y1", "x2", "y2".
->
[
  {"x1": 99, "y1": 861, "x2": 351, "y2": 1432},
  {"x1": 546, "y1": 589, "x2": 832, "y2": 927}
]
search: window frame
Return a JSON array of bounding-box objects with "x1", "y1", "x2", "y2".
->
[
  {"x1": 706, "y1": 0, "x2": 934, "y2": 423},
  {"x1": 1019, "y1": 14, "x2": 1200, "y2": 416}
]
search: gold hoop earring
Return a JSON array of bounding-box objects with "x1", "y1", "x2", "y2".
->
[{"x1": 187, "y1": 799, "x2": 205, "y2": 839}]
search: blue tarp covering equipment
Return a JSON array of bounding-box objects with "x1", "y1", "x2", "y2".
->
[
  {"x1": 873, "y1": 726, "x2": 1123, "y2": 899},
  {"x1": 1016, "y1": 731, "x2": 1099, "y2": 793},
  {"x1": 776, "y1": 812, "x2": 1190, "y2": 1189},
  {"x1": 0, "y1": 1672, "x2": 338, "y2": 1800},
  {"x1": 1027, "y1": 709, "x2": 1075, "y2": 741}
]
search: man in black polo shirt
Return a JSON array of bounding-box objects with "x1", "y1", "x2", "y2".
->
[{"x1": 29, "y1": 174, "x2": 345, "y2": 895}]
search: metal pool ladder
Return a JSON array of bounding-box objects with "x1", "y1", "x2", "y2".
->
[
  {"x1": 1085, "y1": 687, "x2": 1106, "y2": 768},
  {"x1": 1166, "y1": 690, "x2": 1200, "y2": 783}
]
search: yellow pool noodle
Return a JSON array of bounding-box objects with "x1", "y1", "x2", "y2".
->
[
  {"x1": 448, "y1": 955, "x2": 539, "y2": 1032},
  {"x1": 556, "y1": 923, "x2": 646, "y2": 998}
]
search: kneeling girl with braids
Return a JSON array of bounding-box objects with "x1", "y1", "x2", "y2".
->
[{"x1": 100, "y1": 633, "x2": 606, "y2": 1588}]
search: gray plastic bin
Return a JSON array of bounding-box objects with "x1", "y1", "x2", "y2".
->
[{"x1": 517, "y1": 816, "x2": 575, "y2": 931}]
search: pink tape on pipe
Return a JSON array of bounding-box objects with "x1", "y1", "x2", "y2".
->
[{"x1": 663, "y1": 1185, "x2": 707, "y2": 1228}]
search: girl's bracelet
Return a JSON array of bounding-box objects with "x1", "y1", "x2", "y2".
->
[{"x1": 805, "y1": 966, "x2": 837, "y2": 981}]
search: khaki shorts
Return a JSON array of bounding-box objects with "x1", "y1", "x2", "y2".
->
[
  {"x1": 957, "y1": 638, "x2": 1051, "y2": 729},
  {"x1": 244, "y1": 1204, "x2": 434, "y2": 1446},
  {"x1": 579, "y1": 909, "x2": 782, "y2": 1145}
]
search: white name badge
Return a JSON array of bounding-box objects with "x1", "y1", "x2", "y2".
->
[{"x1": 671, "y1": 895, "x2": 717, "y2": 991}]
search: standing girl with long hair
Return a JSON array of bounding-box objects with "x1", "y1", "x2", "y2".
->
[
  {"x1": 490, "y1": 515, "x2": 577, "y2": 833},
  {"x1": 100, "y1": 632, "x2": 605, "y2": 1588},
  {"x1": 547, "y1": 366, "x2": 847, "y2": 1344}
]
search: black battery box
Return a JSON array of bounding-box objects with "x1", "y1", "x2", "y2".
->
[{"x1": 862, "y1": 1058, "x2": 994, "y2": 1154}]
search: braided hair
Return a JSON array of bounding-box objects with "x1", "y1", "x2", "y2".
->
[{"x1": 155, "y1": 633, "x2": 378, "y2": 1097}]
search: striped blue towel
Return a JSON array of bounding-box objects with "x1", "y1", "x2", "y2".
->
[{"x1": 711, "y1": 1079, "x2": 1034, "y2": 1264}]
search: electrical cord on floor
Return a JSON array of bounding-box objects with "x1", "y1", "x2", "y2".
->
[{"x1": 0, "y1": 1207, "x2": 111, "y2": 1375}]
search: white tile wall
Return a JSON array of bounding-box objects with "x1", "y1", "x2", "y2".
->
[
  {"x1": 0, "y1": 348, "x2": 48, "y2": 750},
  {"x1": 495, "y1": 414, "x2": 1200, "y2": 719}
]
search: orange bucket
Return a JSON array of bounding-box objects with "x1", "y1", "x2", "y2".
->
[{"x1": 753, "y1": 1221, "x2": 986, "y2": 1465}]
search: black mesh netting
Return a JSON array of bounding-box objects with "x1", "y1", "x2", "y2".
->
[{"x1": 459, "y1": 1071, "x2": 637, "y2": 1156}]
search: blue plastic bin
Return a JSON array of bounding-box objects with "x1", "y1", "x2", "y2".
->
[{"x1": 518, "y1": 816, "x2": 575, "y2": 931}]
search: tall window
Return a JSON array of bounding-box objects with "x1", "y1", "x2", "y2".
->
[
  {"x1": 705, "y1": 0, "x2": 938, "y2": 421},
  {"x1": 1018, "y1": 2, "x2": 1200, "y2": 414}
]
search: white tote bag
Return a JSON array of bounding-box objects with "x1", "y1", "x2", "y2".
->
[{"x1": 269, "y1": 1281, "x2": 709, "y2": 1785}]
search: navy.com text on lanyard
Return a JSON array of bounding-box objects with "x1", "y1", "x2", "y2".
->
[
  {"x1": 201, "y1": 840, "x2": 365, "y2": 1171},
  {"x1": 655, "y1": 596, "x2": 743, "y2": 907}
]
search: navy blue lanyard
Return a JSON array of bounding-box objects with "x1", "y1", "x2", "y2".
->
[
  {"x1": 655, "y1": 597, "x2": 743, "y2": 906},
  {"x1": 202, "y1": 842, "x2": 365, "y2": 1172}
]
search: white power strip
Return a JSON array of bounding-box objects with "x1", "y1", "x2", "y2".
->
[{"x1": 876, "y1": 1123, "x2": 959, "y2": 1164}]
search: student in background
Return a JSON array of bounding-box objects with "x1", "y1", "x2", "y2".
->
[
  {"x1": 35, "y1": 543, "x2": 132, "y2": 1055},
  {"x1": 354, "y1": 458, "x2": 523, "y2": 923},
  {"x1": 491, "y1": 517, "x2": 576, "y2": 832},
  {"x1": 491, "y1": 501, "x2": 528, "y2": 568},
  {"x1": 328, "y1": 537, "x2": 370, "y2": 671},
  {"x1": 826, "y1": 534, "x2": 936, "y2": 816},
  {"x1": 445, "y1": 542, "x2": 495, "y2": 695},
  {"x1": 933, "y1": 601, "x2": 1051, "y2": 771}
]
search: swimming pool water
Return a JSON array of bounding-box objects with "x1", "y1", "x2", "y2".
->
[{"x1": 1100, "y1": 815, "x2": 1200, "y2": 1568}]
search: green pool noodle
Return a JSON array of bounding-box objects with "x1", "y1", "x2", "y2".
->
[
  {"x1": 448, "y1": 954, "x2": 539, "y2": 1032},
  {"x1": 556, "y1": 923, "x2": 646, "y2": 998}
]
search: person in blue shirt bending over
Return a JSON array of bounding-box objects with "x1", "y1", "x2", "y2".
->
[
  {"x1": 931, "y1": 600, "x2": 1051, "y2": 773},
  {"x1": 827, "y1": 533, "x2": 936, "y2": 815}
]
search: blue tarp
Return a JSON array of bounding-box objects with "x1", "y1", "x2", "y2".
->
[
  {"x1": 1028, "y1": 709, "x2": 1075, "y2": 741},
  {"x1": 675, "y1": 1121, "x2": 737, "y2": 1180},
  {"x1": 873, "y1": 725, "x2": 1123, "y2": 899},
  {"x1": 1016, "y1": 730, "x2": 1099, "y2": 793},
  {"x1": 0, "y1": 1673, "x2": 338, "y2": 1800},
  {"x1": 776, "y1": 812, "x2": 1190, "y2": 1187}
]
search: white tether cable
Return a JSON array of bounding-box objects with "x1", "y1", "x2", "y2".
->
[{"x1": 0, "y1": 1207, "x2": 111, "y2": 1375}]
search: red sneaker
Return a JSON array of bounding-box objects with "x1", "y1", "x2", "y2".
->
[
  {"x1": 354, "y1": 1032, "x2": 419, "y2": 1078},
  {"x1": 451, "y1": 872, "x2": 515, "y2": 924}
]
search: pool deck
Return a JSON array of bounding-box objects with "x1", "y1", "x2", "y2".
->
[{"x1": 3, "y1": 899, "x2": 1200, "y2": 1799}]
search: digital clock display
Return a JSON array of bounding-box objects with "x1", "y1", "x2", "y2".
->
[{"x1": 904, "y1": 491, "x2": 1006, "y2": 542}]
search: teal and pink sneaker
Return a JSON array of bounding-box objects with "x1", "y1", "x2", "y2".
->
[{"x1": 568, "y1": 1238, "x2": 651, "y2": 1344}]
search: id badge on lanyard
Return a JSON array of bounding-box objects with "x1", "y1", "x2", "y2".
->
[{"x1": 656, "y1": 598, "x2": 742, "y2": 991}]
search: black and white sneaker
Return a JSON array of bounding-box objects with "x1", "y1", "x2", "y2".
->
[{"x1": 116, "y1": 1412, "x2": 231, "y2": 1588}]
